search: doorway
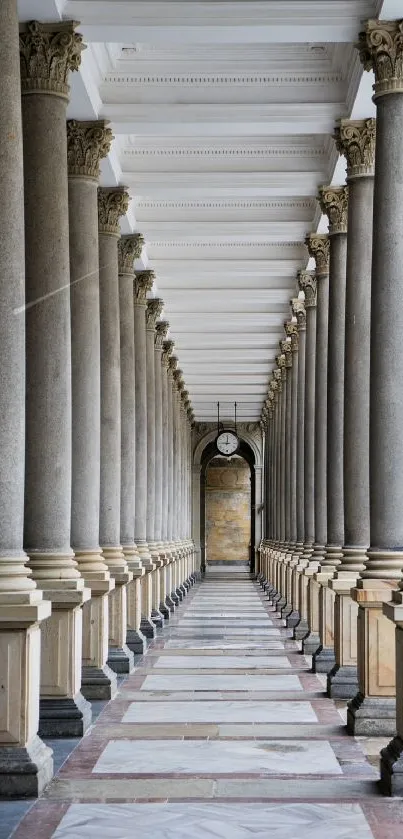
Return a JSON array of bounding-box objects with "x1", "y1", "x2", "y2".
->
[{"x1": 205, "y1": 455, "x2": 251, "y2": 565}]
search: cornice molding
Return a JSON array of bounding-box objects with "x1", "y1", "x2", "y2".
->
[{"x1": 104, "y1": 72, "x2": 342, "y2": 86}]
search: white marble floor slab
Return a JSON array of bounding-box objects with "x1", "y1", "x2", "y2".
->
[
  {"x1": 52, "y1": 802, "x2": 373, "y2": 839},
  {"x1": 178, "y1": 619, "x2": 273, "y2": 626},
  {"x1": 165, "y1": 639, "x2": 288, "y2": 650},
  {"x1": 121, "y1": 700, "x2": 317, "y2": 724},
  {"x1": 141, "y1": 674, "x2": 301, "y2": 691},
  {"x1": 93, "y1": 739, "x2": 342, "y2": 775},
  {"x1": 154, "y1": 656, "x2": 291, "y2": 669},
  {"x1": 167, "y1": 627, "x2": 282, "y2": 636}
]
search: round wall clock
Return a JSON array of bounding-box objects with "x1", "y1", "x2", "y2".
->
[{"x1": 216, "y1": 430, "x2": 239, "y2": 456}]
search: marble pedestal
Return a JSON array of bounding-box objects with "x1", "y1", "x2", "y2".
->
[
  {"x1": 302, "y1": 569, "x2": 321, "y2": 654},
  {"x1": 127, "y1": 572, "x2": 147, "y2": 656},
  {"x1": 107, "y1": 577, "x2": 135, "y2": 674},
  {"x1": 312, "y1": 574, "x2": 336, "y2": 674},
  {"x1": 81, "y1": 584, "x2": 118, "y2": 700},
  {"x1": 347, "y1": 580, "x2": 396, "y2": 736},
  {"x1": 380, "y1": 593, "x2": 403, "y2": 795},
  {"x1": 39, "y1": 590, "x2": 92, "y2": 737},
  {"x1": 327, "y1": 577, "x2": 359, "y2": 700}
]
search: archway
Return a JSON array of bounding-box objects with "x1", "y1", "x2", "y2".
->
[{"x1": 199, "y1": 437, "x2": 256, "y2": 574}]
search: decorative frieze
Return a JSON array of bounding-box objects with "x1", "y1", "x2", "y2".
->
[
  {"x1": 134, "y1": 270, "x2": 154, "y2": 303},
  {"x1": 305, "y1": 233, "x2": 330, "y2": 277},
  {"x1": 357, "y1": 19, "x2": 403, "y2": 97},
  {"x1": 318, "y1": 186, "x2": 349, "y2": 235},
  {"x1": 297, "y1": 271, "x2": 317, "y2": 308},
  {"x1": 334, "y1": 118, "x2": 376, "y2": 179},
  {"x1": 118, "y1": 234, "x2": 144, "y2": 274},
  {"x1": 98, "y1": 187, "x2": 129, "y2": 236},
  {"x1": 67, "y1": 120, "x2": 113, "y2": 180},
  {"x1": 146, "y1": 298, "x2": 163, "y2": 330},
  {"x1": 19, "y1": 20, "x2": 84, "y2": 98}
]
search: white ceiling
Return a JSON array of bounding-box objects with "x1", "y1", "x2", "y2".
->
[{"x1": 19, "y1": 0, "x2": 392, "y2": 421}]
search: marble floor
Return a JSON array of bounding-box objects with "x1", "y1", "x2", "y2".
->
[{"x1": 6, "y1": 568, "x2": 403, "y2": 839}]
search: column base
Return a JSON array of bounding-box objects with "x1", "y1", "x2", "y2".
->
[
  {"x1": 347, "y1": 692, "x2": 396, "y2": 737},
  {"x1": 39, "y1": 693, "x2": 92, "y2": 738},
  {"x1": 140, "y1": 616, "x2": 157, "y2": 639},
  {"x1": 302, "y1": 632, "x2": 321, "y2": 655},
  {"x1": 286, "y1": 610, "x2": 300, "y2": 628},
  {"x1": 281, "y1": 603, "x2": 293, "y2": 618},
  {"x1": 172, "y1": 590, "x2": 181, "y2": 604},
  {"x1": 126, "y1": 628, "x2": 147, "y2": 656},
  {"x1": 165, "y1": 595, "x2": 176, "y2": 613},
  {"x1": 380, "y1": 735, "x2": 403, "y2": 796},
  {"x1": 159, "y1": 601, "x2": 170, "y2": 620},
  {"x1": 312, "y1": 646, "x2": 336, "y2": 674},
  {"x1": 327, "y1": 664, "x2": 358, "y2": 700},
  {"x1": 151, "y1": 609, "x2": 165, "y2": 629},
  {"x1": 293, "y1": 617, "x2": 310, "y2": 640},
  {"x1": 177, "y1": 585, "x2": 187, "y2": 599},
  {"x1": 107, "y1": 645, "x2": 135, "y2": 674},
  {"x1": 0, "y1": 735, "x2": 53, "y2": 799},
  {"x1": 81, "y1": 664, "x2": 118, "y2": 701}
]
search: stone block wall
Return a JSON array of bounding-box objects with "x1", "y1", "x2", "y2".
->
[{"x1": 205, "y1": 456, "x2": 251, "y2": 563}]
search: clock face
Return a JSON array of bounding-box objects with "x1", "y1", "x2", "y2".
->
[{"x1": 216, "y1": 431, "x2": 239, "y2": 456}]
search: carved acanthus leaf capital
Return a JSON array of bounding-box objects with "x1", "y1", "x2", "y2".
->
[
  {"x1": 118, "y1": 234, "x2": 144, "y2": 274},
  {"x1": 169, "y1": 355, "x2": 178, "y2": 374},
  {"x1": 334, "y1": 118, "x2": 376, "y2": 179},
  {"x1": 280, "y1": 340, "x2": 292, "y2": 368},
  {"x1": 357, "y1": 19, "x2": 403, "y2": 98},
  {"x1": 146, "y1": 298, "x2": 164, "y2": 330},
  {"x1": 291, "y1": 297, "x2": 306, "y2": 330},
  {"x1": 297, "y1": 271, "x2": 317, "y2": 308},
  {"x1": 19, "y1": 21, "x2": 84, "y2": 98},
  {"x1": 67, "y1": 120, "x2": 113, "y2": 180},
  {"x1": 284, "y1": 320, "x2": 299, "y2": 351},
  {"x1": 173, "y1": 368, "x2": 184, "y2": 393},
  {"x1": 155, "y1": 320, "x2": 169, "y2": 350},
  {"x1": 273, "y1": 368, "x2": 283, "y2": 391},
  {"x1": 305, "y1": 233, "x2": 330, "y2": 276},
  {"x1": 134, "y1": 270, "x2": 155, "y2": 304},
  {"x1": 98, "y1": 187, "x2": 129, "y2": 236},
  {"x1": 318, "y1": 185, "x2": 349, "y2": 235},
  {"x1": 162, "y1": 339, "x2": 175, "y2": 367}
]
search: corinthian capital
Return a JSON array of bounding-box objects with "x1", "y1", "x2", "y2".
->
[
  {"x1": 291, "y1": 297, "x2": 307, "y2": 330},
  {"x1": 305, "y1": 233, "x2": 330, "y2": 277},
  {"x1": 284, "y1": 320, "x2": 299, "y2": 351},
  {"x1": 334, "y1": 118, "x2": 376, "y2": 179},
  {"x1": 297, "y1": 270, "x2": 317, "y2": 308},
  {"x1": 273, "y1": 367, "x2": 283, "y2": 391},
  {"x1": 118, "y1": 234, "x2": 144, "y2": 274},
  {"x1": 67, "y1": 120, "x2": 113, "y2": 180},
  {"x1": 19, "y1": 21, "x2": 84, "y2": 99},
  {"x1": 134, "y1": 270, "x2": 155, "y2": 304},
  {"x1": 155, "y1": 320, "x2": 169, "y2": 350},
  {"x1": 98, "y1": 187, "x2": 129, "y2": 236},
  {"x1": 357, "y1": 19, "x2": 403, "y2": 98},
  {"x1": 318, "y1": 186, "x2": 348, "y2": 235},
  {"x1": 162, "y1": 339, "x2": 175, "y2": 367},
  {"x1": 280, "y1": 340, "x2": 292, "y2": 368},
  {"x1": 146, "y1": 298, "x2": 163, "y2": 329}
]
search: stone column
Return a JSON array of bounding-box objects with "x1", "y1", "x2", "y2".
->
[
  {"x1": 304, "y1": 234, "x2": 330, "y2": 657},
  {"x1": 281, "y1": 339, "x2": 293, "y2": 615},
  {"x1": 284, "y1": 322, "x2": 299, "y2": 622},
  {"x1": 118, "y1": 234, "x2": 146, "y2": 656},
  {"x1": 21, "y1": 20, "x2": 91, "y2": 737},
  {"x1": 155, "y1": 322, "x2": 170, "y2": 619},
  {"x1": 0, "y1": 3, "x2": 52, "y2": 796},
  {"x1": 167, "y1": 355, "x2": 178, "y2": 597},
  {"x1": 173, "y1": 370, "x2": 187, "y2": 598},
  {"x1": 98, "y1": 187, "x2": 134, "y2": 675},
  {"x1": 313, "y1": 189, "x2": 348, "y2": 675},
  {"x1": 133, "y1": 271, "x2": 156, "y2": 637},
  {"x1": 145, "y1": 298, "x2": 165, "y2": 627},
  {"x1": 328, "y1": 120, "x2": 376, "y2": 700},
  {"x1": 295, "y1": 272, "x2": 317, "y2": 641},
  {"x1": 272, "y1": 367, "x2": 283, "y2": 599},
  {"x1": 350, "y1": 20, "x2": 403, "y2": 744},
  {"x1": 289, "y1": 300, "x2": 306, "y2": 628},
  {"x1": 162, "y1": 340, "x2": 176, "y2": 612},
  {"x1": 67, "y1": 119, "x2": 118, "y2": 701}
]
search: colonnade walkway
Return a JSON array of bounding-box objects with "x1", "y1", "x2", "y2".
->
[{"x1": 8, "y1": 569, "x2": 403, "y2": 839}]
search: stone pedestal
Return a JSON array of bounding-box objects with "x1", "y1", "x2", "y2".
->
[
  {"x1": 327, "y1": 576, "x2": 359, "y2": 699},
  {"x1": 347, "y1": 580, "x2": 396, "y2": 736},
  {"x1": 127, "y1": 569, "x2": 147, "y2": 655},
  {"x1": 81, "y1": 588, "x2": 117, "y2": 699},
  {"x1": 312, "y1": 574, "x2": 336, "y2": 673}
]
